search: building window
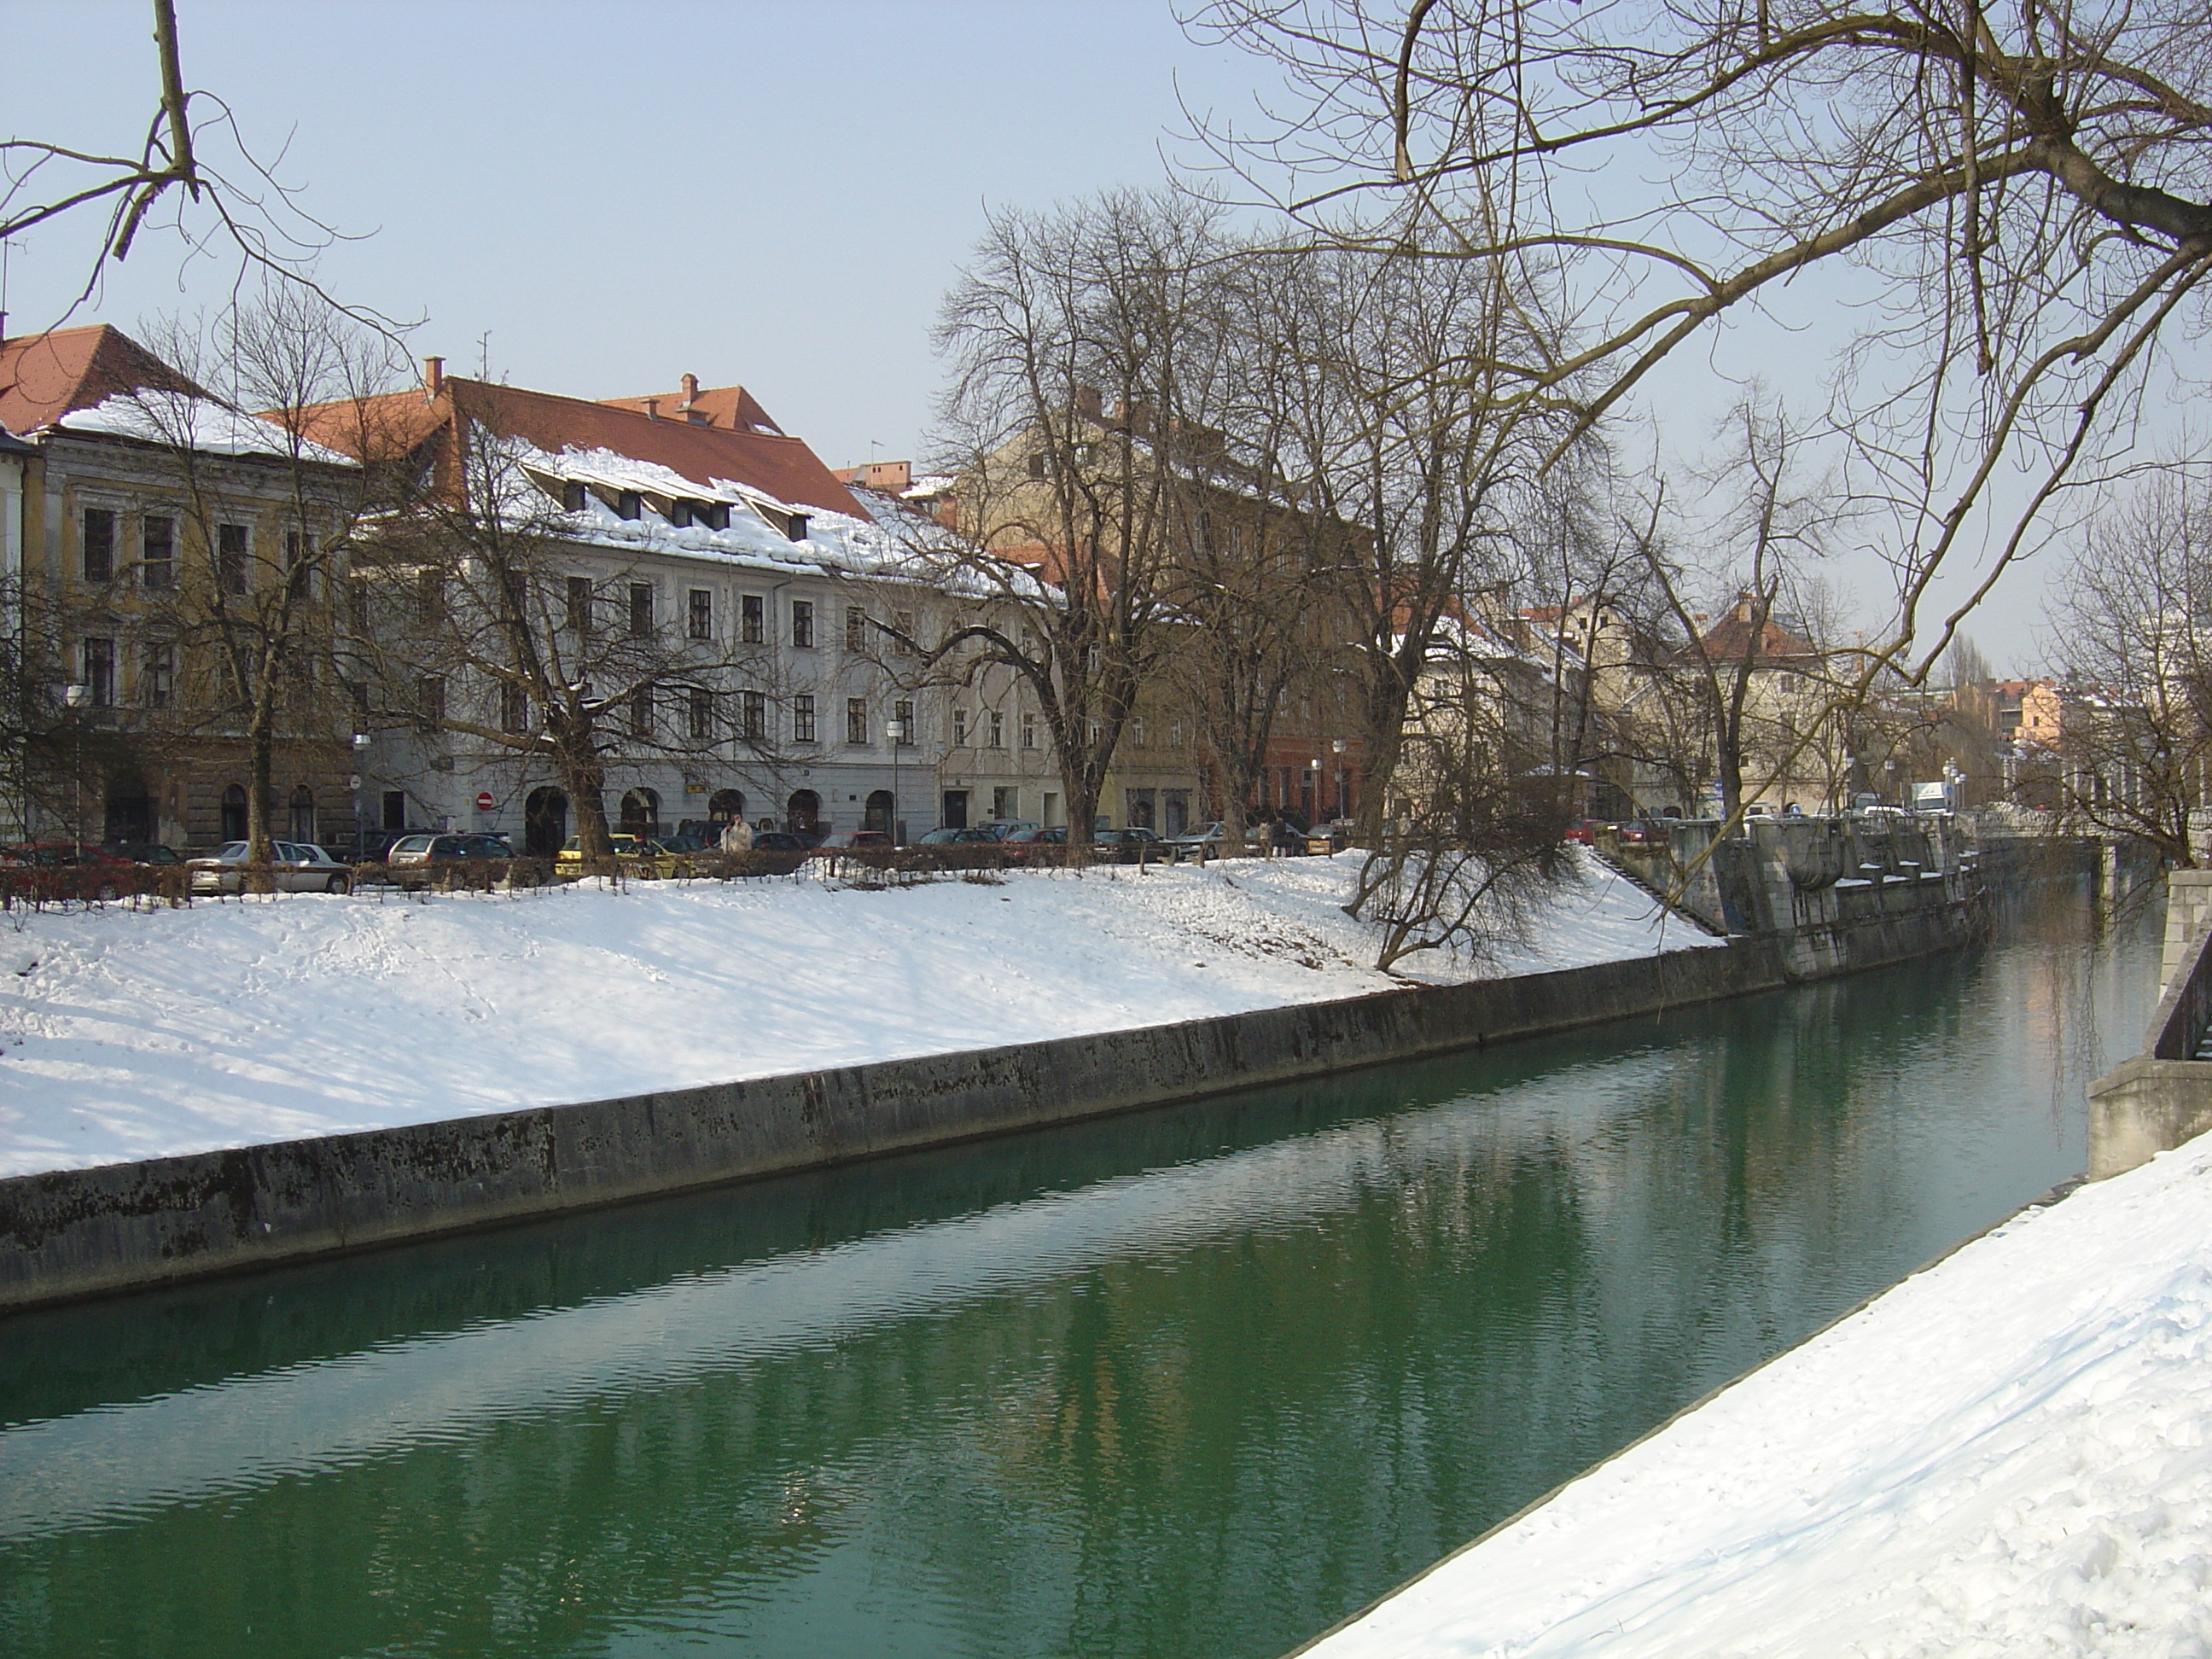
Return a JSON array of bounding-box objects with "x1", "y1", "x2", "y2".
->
[
  {"x1": 1131, "y1": 717, "x2": 1146, "y2": 748},
  {"x1": 416, "y1": 676, "x2": 445, "y2": 728},
  {"x1": 792, "y1": 694, "x2": 816, "y2": 743},
  {"x1": 894, "y1": 699, "x2": 914, "y2": 744},
  {"x1": 288, "y1": 786, "x2": 316, "y2": 841},
  {"x1": 562, "y1": 480, "x2": 589, "y2": 513},
  {"x1": 614, "y1": 491, "x2": 642, "y2": 521},
  {"x1": 217, "y1": 523, "x2": 250, "y2": 595},
  {"x1": 1027, "y1": 451, "x2": 1048, "y2": 480},
  {"x1": 629, "y1": 686, "x2": 654, "y2": 739},
  {"x1": 994, "y1": 786, "x2": 1018, "y2": 820},
  {"x1": 1021, "y1": 711, "x2": 1039, "y2": 749},
  {"x1": 792, "y1": 600, "x2": 814, "y2": 649},
  {"x1": 688, "y1": 589, "x2": 713, "y2": 640},
  {"x1": 689, "y1": 686, "x2": 713, "y2": 741},
  {"x1": 82, "y1": 637, "x2": 116, "y2": 707},
  {"x1": 286, "y1": 531, "x2": 316, "y2": 602},
  {"x1": 741, "y1": 594, "x2": 764, "y2": 644},
  {"x1": 143, "y1": 643, "x2": 175, "y2": 709},
  {"x1": 987, "y1": 709, "x2": 1004, "y2": 748},
  {"x1": 141, "y1": 515, "x2": 174, "y2": 590},
  {"x1": 224, "y1": 785, "x2": 251, "y2": 841},
  {"x1": 893, "y1": 611, "x2": 916, "y2": 655},
  {"x1": 82, "y1": 508, "x2": 115, "y2": 583},
  {"x1": 742, "y1": 690, "x2": 765, "y2": 742},
  {"x1": 500, "y1": 683, "x2": 531, "y2": 733},
  {"x1": 1168, "y1": 720, "x2": 1184, "y2": 748},
  {"x1": 847, "y1": 606, "x2": 867, "y2": 653},
  {"x1": 415, "y1": 573, "x2": 444, "y2": 624},
  {"x1": 566, "y1": 576, "x2": 593, "y2": 636},
  {"x1": 847, "y1": 697, "x2": 869, "y2": 745},
  {"x1": 1088, "y1": 719, "x2": 1102, "y2": 746},
  {"x1": 628, "y1": 583, "x2": 654, "y2": 637},
  {"x1": 952, "y1": 707, "x2": 969, "y2": 747}
]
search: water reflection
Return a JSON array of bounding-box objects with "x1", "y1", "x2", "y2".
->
[{"x1": 0, "y1": 886, "x2": 2159, "y2": 1659}]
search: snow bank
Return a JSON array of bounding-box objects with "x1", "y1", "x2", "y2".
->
[
  {"x1": 0, "y1": 852, "x2": 1708, "y2": 1179},
  {"x1": 1305, "y1": 1138, "x2": 2212, "y2": 1659}
]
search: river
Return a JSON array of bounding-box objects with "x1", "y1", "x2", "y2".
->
[{"x1": 0, "y1": 882, "x2": 2160, "y2": 1658}]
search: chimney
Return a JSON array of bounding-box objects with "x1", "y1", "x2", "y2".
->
[
  {"x1": 679, "y1": 372, "x2": 700, "y2": 408},
  {"x1": 422, "y1": 356, "x2": 445, "y2": 401},
  {"x1": 644, "y1": 397, "x2": 661, "y2": 422}
]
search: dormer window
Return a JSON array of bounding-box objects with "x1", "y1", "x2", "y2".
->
[
  {"x1": 700, "y1": 503, "x2": 730, "y2": 531},
  {"x1": 784, "y1": 513, "x2": 809, "y2": 543},
  {"x1": 668, "y1": 500, "x2": 693, "y2": 528},
  {"x1": 562, "y1": 481, "x2": 588, "y2": 513},
  {"x1": 615, "y1": 491, "x2": 643, "y2": 521}
]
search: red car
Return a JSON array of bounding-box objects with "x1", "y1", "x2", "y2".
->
[
  {"x1": 1564, "y1": 819, "x2": 1607, "y2": 845},
  {"x1": 1615, "y1": 819, "x2": 1669, "y2": 847},
  {"x1": 0, "y1": 841, "x2": 137, "y2": 901}
]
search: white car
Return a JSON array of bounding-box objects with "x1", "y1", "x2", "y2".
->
[{"x1": 187, "y1": 841, "x2": 354, "y2": 894}]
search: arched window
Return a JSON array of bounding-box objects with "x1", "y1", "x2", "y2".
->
[
  {"x1": 619, "y1": 787, "x2": 661, "y2": 837},
  {"x1": 524, "y1": 787, "x2": 568, "y2": 857},
  {"x1": 785, "y1": 789, "x2": 821, "y2": 833},
  {"x1": 220, "y1": 784, "x2": 247, "y2": 842},
  {"x1": 288, "y1": 785, "x2": 316, "y2": 842},
  {"x1": 708, "y1": 788, "x2": 745, "y2": 824},
  {"x1": 864, "y1": 790, "x2": 894, "y2": 835}
]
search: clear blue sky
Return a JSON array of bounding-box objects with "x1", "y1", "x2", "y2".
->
[{"x1": 8, "y1": 0, "x2": 2145, "y2": 672}]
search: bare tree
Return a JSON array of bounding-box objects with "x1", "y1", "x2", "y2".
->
[
  {"x1": 2040, "y1": 472, "x2": 2212, "y2": 865},
  {"x1": 348, "y1": 389, "x2": 785, "y2": 864},
  {"x1": 923, "y1": 189, "x2": 1235, "y2": 848},
  {"x1": 116, "y1": 295, "x2": 404, "y2": 864},
  {"x1": 1183, "y1": 0, "x2": 2212, "y2": 685},
  {"x1": 1, "y1": 1, "x2": 401, "y2": 334}
]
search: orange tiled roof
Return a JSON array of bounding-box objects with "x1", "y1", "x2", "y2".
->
[{"x1": 0, "y1": 323, "x2": 206, "y2": 434}]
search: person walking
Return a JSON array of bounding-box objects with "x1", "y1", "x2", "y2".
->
[{"x1": 719, "y1": 817, "x2": 754, "y2": 853}]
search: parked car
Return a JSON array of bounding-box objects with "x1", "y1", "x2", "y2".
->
[
  {"x1": 1306, "y1": 819, "x2": 1357, "y2": 855},
  {"x1": 187, "y1": 841, "x2": 355, "y2": 894},
  {"x1": 1615, "y1": 819, "x2": 1669, "y2": 847},
  {"x1": 1563, "y1": 819, "x2": 1606, "y2": 846},
  {"x1": 980, "y1": 819, "x2": 1040, "y2": 841},
  {"x1": 917, "y1": 826, "x2": 1004, "y2": 847},
  {"x1": 809, "y1": 830, "x2": 893, "y2": 856},
  {"x1": 553, "y1": 834, "x2": 677, "y2": 880},
  {"x1": 105, "y1": 841, "x2": 181, "y2": 866},
  {"x1": 1000, "y1": 826, "x2": 1068, "y2": 864},
  {"x1": 0, "y1": 841, "x2": 138, "y2": 901},
  {"x1": 383, "y1": 832, "x2": 514, "y2": 887},
  {"x1": 750, "y1": 831, "x2": 814, "y2": 853},
  {"x1": 1165, "y1": 822, "x2": 1230, "y2": 859}
]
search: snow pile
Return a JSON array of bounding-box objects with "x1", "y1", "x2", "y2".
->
[
  {"x1": 1306, "y1": 1139, "x2": 2212, "y2": 1659},
  {"x1": 0, "y1": 851, "x2": 1706, "y2": 1179}
]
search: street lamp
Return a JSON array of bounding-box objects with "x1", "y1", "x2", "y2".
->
[
  {"x1": 886, "y1": 716, "x2": 907, "y2": 842},
  {"x1": 62, "y1": 684, "x2": 87, "y2": 847},
  {"x1": 352, "y1": 732, "x2": 373, "y2": 858}
]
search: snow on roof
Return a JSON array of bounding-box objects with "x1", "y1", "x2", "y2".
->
[
  {"x1": 58, "y1": 393, "x2": 357, "y2": 467},
  {"x1": 506, "y1": 439, "x2": 1041, "y2": 599}
]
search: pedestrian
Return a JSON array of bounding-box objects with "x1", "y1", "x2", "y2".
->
[{"x1": 719, "y1": 817, "x2": 754, "y2": 853}]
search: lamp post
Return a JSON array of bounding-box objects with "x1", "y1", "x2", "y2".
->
[
  {"x1": 886, "y1": 716, "x2": 907, "y2": 842},
  {"x1": 62, "y1": 684, "x2": 87, "y2": 847},
  {"x1": 352, "y1": 732, "x2": 373, "y2": 858},
  {"x1": 1330, "y1": 738, "x2": 1347, "y2": 822}
]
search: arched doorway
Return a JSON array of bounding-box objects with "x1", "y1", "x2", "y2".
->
[
  {"x1": 524, "y1": 786, "x2": 568, "y2": 856},
  {"x1": 103, "y1": 771, "x2": 154, "y2": 849},
  {"x1": 708, "y1": 788, "x2": 746, "y2": 825},
  {"x1": 864, "y1": 789, "x2": 894, "y2": 835},
  {"x1": 786, "y1": 789, "x2": 821, "y2": 834},
  {"x1": 220, "y1": 783, "x2": 247, "y2": 842},
  {"x1": 288, "y1": 785, "x2": 316, "y2": 841},
  {"x1": 619, "y1": 787, "x2": 660, "y2": 837}
]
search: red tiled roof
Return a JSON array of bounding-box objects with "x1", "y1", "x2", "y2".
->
[
  {"x1": 295, "y1": 374, "x2": 863, "y2": 518},
  {"x1": 0, "y1": 324, "x2": 207, "y2": 434},
  {"x1": 597, "y1": 381, "x2": 785, "y2": 438}
]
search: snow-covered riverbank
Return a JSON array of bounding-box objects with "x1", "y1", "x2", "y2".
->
[
  {"x1": 1304, "y1": 1132, "x2": 2212, "y2": 1659},
  {"x1": 0, "y1": 850, "x2": 1711, "y2": 1178}
]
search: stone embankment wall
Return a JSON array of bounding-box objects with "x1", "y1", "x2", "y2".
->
[
  {"x1": 1605, "y1": 815, "x2": 1990, "y2": 980},
  {"x1": 0, "y1": 941, "x2": 1793, "y2": 1315},
  {"x1": 2090, "y1": 869, "x2": 2212, "y2": 1179}
]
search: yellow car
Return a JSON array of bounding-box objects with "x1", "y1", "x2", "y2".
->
[{"x1": 553, "y1": 834, "x2": 678, "y2": 880}]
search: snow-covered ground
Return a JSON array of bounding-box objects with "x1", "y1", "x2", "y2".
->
[
  {"x1": 1305, "y1": 1136, "x2": 2212, "y2": 1659},
  {"x1": 0, "y1": 850, "x2": 1710, "y2": 1179}
]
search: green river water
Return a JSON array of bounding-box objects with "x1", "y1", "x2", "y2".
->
[{"x1": 0, "y1": 886, "x2": 2162, "y2": 1658}]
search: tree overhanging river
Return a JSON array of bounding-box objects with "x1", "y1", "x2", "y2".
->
[{"x1": 0, "y1": 882, "x2": 2161, "y2": 1659}]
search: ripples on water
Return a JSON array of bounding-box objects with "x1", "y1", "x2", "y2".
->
[{"x1": 0, "y1": 884, "x2": 2161, "y2": 1658}]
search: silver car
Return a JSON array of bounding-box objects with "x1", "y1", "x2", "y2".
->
[{"x1": 187, "y1": 840, "x2": 354, "y2": 895}]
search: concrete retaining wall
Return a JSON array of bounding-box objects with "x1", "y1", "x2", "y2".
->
[
  {"x1": 0, "y1": 940, "x2": 1793, "y2": 1314},
  {"x1": 2090, "y1": 870, "x2": 2212, "y2": 1179}
]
